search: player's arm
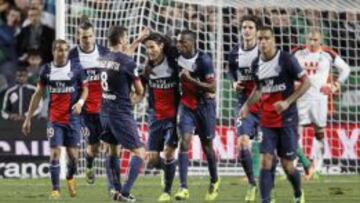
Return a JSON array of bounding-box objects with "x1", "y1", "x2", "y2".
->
[
  {"x1": 131, "y1": 78, "x2": 144, "y2": 104},
  {"x1": 274, "y1": 54, "x2": 311, "y2": 114},
  {"x1": 228, "y1": 49, "x2": 244, "y2": 92},
  {"x1": 72, "y1": 84, "x2": 88, "y2": 115},
  {"x1": 239, "y1": 86, "x2": 261, "y2": 119},
  {"x1": 125, "y1": 27, "x2": 150, "y2": 56},
  {"x1": 332, "y1": 55, "x2": 351, "y2": 92},
  {"x1": 22, "y1": 84, "x2": 45, "y2": 136}
]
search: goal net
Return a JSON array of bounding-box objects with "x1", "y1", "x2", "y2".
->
[{"x1": 62, "y1": 0, "x2": 360, "y2": 176}]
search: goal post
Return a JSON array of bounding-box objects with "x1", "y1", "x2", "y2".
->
[{"x1": 60, "y1": 0, "x2": 360, "y2": 177}]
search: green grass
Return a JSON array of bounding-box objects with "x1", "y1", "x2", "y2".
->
[{"x1": 0, "y1": 175, "x2": 359, "y2": 202}]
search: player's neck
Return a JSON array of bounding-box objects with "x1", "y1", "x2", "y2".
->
[
  {"x1": 53, "y1": 60, "x2": 68, "y2": 67},
  {"x1": 110, "y1": 44, "x2": 126, "y2": 53},
  {"x1": 152, "y1": 54, "x2": 165, "y2": 66},
  {"x1": 261, "y1": 48, "x2": 277, "y2": 61},
  {"x1": 79, "y1": 44, "x2": 95, "y2": 53},
  {"x1": 182, "y1": 49, "x2": 197, "y2": 59},
  {"x1": 243, "y1": 39, "x2": 256, "y2": 50}
]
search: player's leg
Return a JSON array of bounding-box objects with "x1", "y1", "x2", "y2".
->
[
  {"x1": 99, "y1": 114, "x2": 122, "y2": 197},
  {"x1": 259, "y1": 127, "x2": 277, "y2": 203},
  {"x1": 279, "y1": 126, "x2": 304, "y2": 203},
  {"x1": 175, "y1": 104, "x2": 196, "y2": 200},
  {"x1": 48, "y1": 124, "x2": 63, "y2": 200},
  {"x1": 64, "y1": 117, "x2": 82, "y2": 198},
  {"x1": 197, "y1": 99, "x2": 219, "y2": 201},
  {"x1": 158, "y1": 123, "x2": 178, "y2": 202},
  {"x1": 110, "y1": 115, "x2": 145, "y2": 201},
  {"x1": 158, "y1": 145, "x2": 177, "y2": 202},
  {"x1": 297, "y1": 126, "x2": 314, "y2": 180},
  {"x1": 236, "y1": 113, "x2": 258, "y2": 201},
  {"x1": 84, "y1": 114, "x2": 102, "y2": 184},
  {"x1": 65, "y1": 147, "x2": 79, "y2": 197},
  {"x1": 311, "y1": 97, "x2": 327, "y2": 174}
]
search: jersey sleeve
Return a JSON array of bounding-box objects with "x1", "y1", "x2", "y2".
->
[
  {"x1": 126, "y1": 59, "x2": 140, "y2": 81},
  {"x1": 200, "y1": 54, "x2": 215, "y2": 83},
  {"x1": 333, "y1": 55, "x2": 351, "y2": 83},
  {"x1": 286, "y1": 53, "x2": 306, "y2": 81}
]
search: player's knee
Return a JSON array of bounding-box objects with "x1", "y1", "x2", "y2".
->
[
  {"x1": 201, "y1": 141, "x2": 214, "y2": 155},
  {"x1": 105, "y1": 144, "x2": 117, "y2": 156},
  {"x1": 164, "y1": 146, "x2": 176, "y2": 160},
  {"x1": 261, "y1": 154, "x2": 273, "y2": 169},
  {"x1": 179, "y1": 136, "x2": 191, "y2": 152},
  {"x1": 237, "y1": 136, "x2": 250, "y2": 150},
  {"x1": 132, "y1": 147, "x2": 146, "y2": 160},
  {"x1": 50, "y1": 148, "x2": 61, "y2": 160},
  {"x1": 281, "y1": 159, "x2": 295, "y2": 174},
  {"x1": 147, "y1": 153, "x2": 160, "y2": 167}
]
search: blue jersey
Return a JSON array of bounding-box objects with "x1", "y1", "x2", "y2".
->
[
  {"x1": 228, "y1": 44, "x2": 260, "y2": 114},
  {"x1": 142, "y1": 56, "x2": 179, "y2": 120},
  {"x1": 99, "y1": 51, "x2": 139, "y2": 114},
  {"x1": 39, "y1": 60, "x2": 86, "y2": 124},
  {"x1": 177, "y1": 51, "x2": 215, "y2": 109},
  {"x1": 251, "y1": 50, "x2": 306, "y2": 128}
]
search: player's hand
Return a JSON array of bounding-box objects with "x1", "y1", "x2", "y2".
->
[
  {"x1": 273, "y1": 100, "x2": 289, "y2": 114},
  {"x1": 138, "y1": 27, "x2": 150, "y2": 41},
  {"x1": 72, "y1": 101, "x2": 83, "y2": 115},
  {"x1": 22, "y1": 118, "x2": 31, "y2": 136},
  {"x1": 238, "y1": 104, "x2": 249, "y2": 119},
  {"x1": 233, "y1": 81, "x2": 245, "y2": 93},
  {"x1": 179, "y1": 69, "x2": 192, "y2": 81}
]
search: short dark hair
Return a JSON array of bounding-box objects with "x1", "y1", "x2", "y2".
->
[
  {"x1": 52, "y1": 39, "x2": 69, "y2": 51},
  {"x1": 258, "y1": 26, "x2": 274, "y2": 35},
  {"x1": 27, "y1": 49, "x2": 41, "y2": 57},
  {"x1": 240, "y1": 15, "x2": 261, "y2": 29},
  {"x1": 16, "y1": 61, "x2": 28, "y2": 72},
  {"x1": 179, "y1": 30, "x2": 196, "y2": 42},
  {"x1": 108, "y1": 25, "x2": 128, "y2": 46},
  {"x1": 78, "y1": 15, "x2": 94, "y2": 31}
]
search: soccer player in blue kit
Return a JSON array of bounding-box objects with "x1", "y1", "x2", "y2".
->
[
  {"x1": 228, "y1": 15, "x2": 262, "y2": 202},
  {"x1": 140, "y1": 33, "x2": 180, "y2": 202},
  {"x1": 239, "y1": 27, "x2": 311, "y2": 203},
  {"x1": 174, "y1": 30, "x2": 219, "y2": 201},
  {"x1": 99, "y1": 25, "x2": 145, "y2": 202},
  {"x1": 22, "y1": 39, "x2": 89, "y2": 200}
]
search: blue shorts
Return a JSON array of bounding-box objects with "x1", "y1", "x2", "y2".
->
[
  {"x1": 82, "y1": 113, "x2": 102, "y2": 145},
  {"x1": 47, "y1": 116, "x2": 81, "y2": 148},
  {"x1": 260, "y1": 125, "x2": 298, "y2": 160},
  {"x1": 147, "y1": 116, "x2": 178, "y2": 152},
  {"x1": 100, "y1": 112, "x2": 143, "y2": 150},
  {"x1": 236, "y1": 112, "x2": 260, "y2": 139},
  {"x1": 177, "y1": 99, "x2": 216, "y2": 141}
]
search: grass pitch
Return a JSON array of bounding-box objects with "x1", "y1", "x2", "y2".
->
[{"x1": 0, "y1": 175, "x2": 359, "y2": 203}]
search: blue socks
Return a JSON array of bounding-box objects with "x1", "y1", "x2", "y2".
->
[
  {"x1": 260, "y1": 169, "x2": 273, "y2": 203},
  {"x1": 50, "y1": 160, "x2": 60, "y2": 191},
  {"x1": 164, "y1": 159, "x2": 176, "y2": 194},
  {"x1": 122, "y1": 156, "x2": 143, "y2": 195},
  {"x1": 66, "y1": 159, "x2": 77, "y2": 180},
  {"x1": 178, "y1": 152, "x2": 189, "y2": 188},
  {"x1": 239, "y1": 149, "x2": 256, "y2": 186}
]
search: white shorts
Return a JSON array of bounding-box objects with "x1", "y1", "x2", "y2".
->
[{"x1": 297, "y1": 97, "x2": 328, "y2": 127}]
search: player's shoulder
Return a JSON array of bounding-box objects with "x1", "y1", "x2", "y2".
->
[
  {"x1": 291, "y1": 45, "x2": 306, "y2": 55},
  {"x1": 197, "y1": 51, "x2": 212, "y2": 64},
  {"x1": 96, "y1": 44, "x2": 109, "y2": 55},
  {"x1": 320, "y1": 46, "x2": 338, "y2": 60},
  {"x1": 69, "y1": 45, "x2": 79, "y2": 59}
]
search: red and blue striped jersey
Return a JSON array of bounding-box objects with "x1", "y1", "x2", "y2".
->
[
  {"x1": 251, "y1": 50, "x2": 306, "y2": 127},
  {"x1": 39, "y1": 61, "x2": 87, "y2": 124}
]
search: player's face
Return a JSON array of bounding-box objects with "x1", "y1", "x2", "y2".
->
[
  {"x1": 145, "y1": 40, "x2": 164, "y2": 62},
  {"x1": 78, "y1": 28, "x2": 95, "y2": 51},
  {"x1": 258, "y1": 30, "x2": 275, "y2": 55},
  {"x1": 241, "y1": 20, "x2": 257, "y2": 41},
  {"x1": 53, "y1": 43, "x2": 69, "y2": 65},
  {"x1": 176, "y1": 34, "x2": 194, "y2": 56},
  {"x1": 15, "y1": 71, "x2": 28, "y2": 85},
  {"x1": 307, "y1": 32, "x2": 321, "y2": 51}
]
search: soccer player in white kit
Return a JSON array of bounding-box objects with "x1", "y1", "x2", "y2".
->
[{"x1": 293, "y1": 28, "x2": 350, "y2": 174}]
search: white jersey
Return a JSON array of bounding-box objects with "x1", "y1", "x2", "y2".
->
[{"x1": 293, "y1": 46, "x2": 350, "y2": 99}]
